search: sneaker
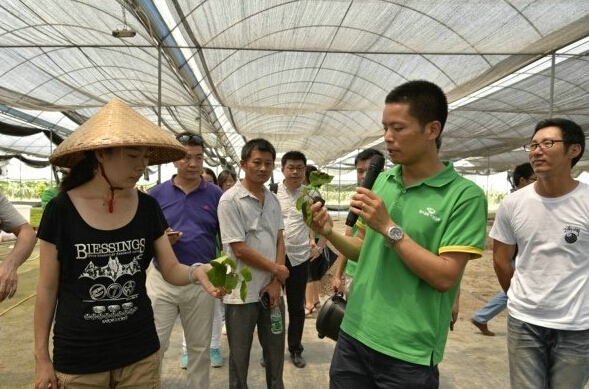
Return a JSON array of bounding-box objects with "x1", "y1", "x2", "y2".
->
[
  {"x1": 210, "y1": 348, "x2": 223, "y2": 368},
  {"x1": 222, "y1": 323, "x2": 227, "y2": 335},
  {"x1": 290, "y1": 352, "x2": 306, "y2": 368},
  {"x1": 180, "y1": 352, "x2": 188, "y2": 369}
]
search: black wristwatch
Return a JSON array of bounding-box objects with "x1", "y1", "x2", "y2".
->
[{"x1": 385, "y1": 225, "x2": 404, "y2": 246}]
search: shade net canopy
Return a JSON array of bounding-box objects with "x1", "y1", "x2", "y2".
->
[{"x1": 0, "y1": 0, "x2": 588, "y2": 175}]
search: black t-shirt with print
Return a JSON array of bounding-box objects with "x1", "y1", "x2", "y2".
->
[{"x1": 37, "y1": 190, "x2": 168, "y2": 374}]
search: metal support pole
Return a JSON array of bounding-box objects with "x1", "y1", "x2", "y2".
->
[
  {"x1": 157, "y1": 43, "x2": 162, "y2": 184},
  {"x1": 337, "y1": 161, "x2": 342, "y2": 219},
  {"x1": 549, "y1": 51, "x2": 555, "y2": 118}
]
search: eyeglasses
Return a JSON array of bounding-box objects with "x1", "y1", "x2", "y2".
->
[
  {"x1": 285, "y1": 166, "x2": 304, "y2": 172},
  {"x1": 176, "y1": 133, "x2": 203, "y2": 145},
  {"x1": 523, "y1": 139, "x2": 565, "y2": 152}
]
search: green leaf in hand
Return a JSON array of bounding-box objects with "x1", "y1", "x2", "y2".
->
[
  {"x1": 225, "y1": 272, "x2": 238, "y2": 290},
  {"x1": 208, "y1": 260, "x2": 227, "y2": 287},
  {"x1": 224, "y1": 256, "x2": 237, "y2": 269},
  {"x1": 240, "y1": 281, "x2": 248, "y2": 302},
  {"x1": 206, "y1": 253, "x2": 251, "y2": 302},
  {"x1": 295, "y1": 194, "x2": 306, "y2": 211},
  {"x1": 309, "y1": 171, "x2": 333, "y2": 186},
  {"x1": 240, "y1": 267, "x2": 252, "y2": 282},
  {"x1": 301, "y1": 202, "x2": 312, "y2": 226},
  {"x1": 296, "y1": 169, "x2": 333, "y2": 226}
]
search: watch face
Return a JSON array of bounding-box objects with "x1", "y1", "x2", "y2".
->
[{"x1": 388, "y1": 226, "x2": 403, "y2": 241}]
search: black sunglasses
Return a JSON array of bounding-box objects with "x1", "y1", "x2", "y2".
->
[{"x1": 176, "y1": 133, "x2": 204, "y2": 145}]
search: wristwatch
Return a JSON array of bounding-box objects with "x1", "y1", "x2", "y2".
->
[{"x1": 385, "y1": 225, "x2": 404, "y2": 246}]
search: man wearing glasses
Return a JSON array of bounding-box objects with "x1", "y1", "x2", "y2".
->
[
  {"x1": 274, "y1": 151, "x2": 311, "y2": 368},
  {"x1": 146, "y1": 132, "x2": 224, "y2": 388},
  {"x1": 491, "y1": 118, "x2": 589, "y2": 389}
]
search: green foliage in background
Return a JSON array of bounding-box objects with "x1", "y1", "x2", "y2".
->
[
  {"x1": 486, "y1": 190, "x2": 507, "y2": 208},
  {"x1": 0, "y1": 179, "x2": 507, "y2": 216},
  {"x1": 0, "y1": 180, "x2": 48, "y2": 201}
]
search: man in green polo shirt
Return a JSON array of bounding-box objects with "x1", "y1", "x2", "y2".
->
[{"x1": 311, "y1": 80, "x2": 487, "y2": 389}]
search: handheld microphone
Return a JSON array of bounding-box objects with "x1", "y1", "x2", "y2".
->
[{"x1": 345, "y1": 154, "x2": 386, "y2": 227}]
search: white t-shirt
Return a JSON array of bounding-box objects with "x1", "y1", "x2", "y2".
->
[
  {"x1": 276, "y1": 182, "x2": 310, "y2": 266},
  {"x1": 490, "y1": 182, "x2": 589, "y2": 330},
  {"x1": 218, "y1": 180, "x2": 285, "y2": 304}
]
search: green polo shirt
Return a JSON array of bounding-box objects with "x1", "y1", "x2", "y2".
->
[
  {"x1": 343, "y1": 223, "x2": 360, "y2": 277},
  {"x1": 341, "y1": 161, "x2": 487, "y2": 366}
]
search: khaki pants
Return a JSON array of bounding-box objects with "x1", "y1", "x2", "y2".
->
[
  {"x1": 55, "y1": 351, "x2": 160, "y2": 389},
  {"x1": 146, "y1": 264, "x2": 215, "y2": 388}
]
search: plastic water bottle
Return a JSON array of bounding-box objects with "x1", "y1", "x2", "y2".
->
[{"x1": 270, "y1": 306, "x2": 283, "y2": 334}]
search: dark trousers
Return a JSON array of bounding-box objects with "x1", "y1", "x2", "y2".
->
[
  {"x1": 226, "y1": 301, "x2": 285, "y2": 389},
  {"x1": 285, "y1": 256, "x2": 309, "y2": 355},
  {"x1": 330, "y1": 331, "x2": 439, "y2": 389}
]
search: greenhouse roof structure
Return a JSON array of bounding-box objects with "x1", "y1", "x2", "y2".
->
[{"x1": 0, "y1": 0, "x2": 588, "y2": 175}]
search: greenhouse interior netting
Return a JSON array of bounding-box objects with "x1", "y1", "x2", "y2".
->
[{"x1": 0, "y1": 0, "x2": 588, "y2": 177}]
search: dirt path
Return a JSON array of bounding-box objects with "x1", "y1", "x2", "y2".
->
[
  {"x1": 2, "y1": 229, "x2": 588, "y2": 388},
  {"x1": 0, "y1": 241, "x2": 39, "y2": 389}
]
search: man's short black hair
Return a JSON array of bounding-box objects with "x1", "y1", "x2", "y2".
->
[
  {"x1": 354, "y1": 148, "x2": 385, "y2": 167},
  {"x1": 510, "y1": 162, "x2": 534, "y2": 190},
  {"x1": 533, "y1": 118, "x2": 585, "y2": 167},
  {"x1": 281, "y1": 151, "x2": 307, "y2": 168},
  {"x1": 385, "y1": 80, "x2": 448, "y2": 149},
  {"x1": 241, "y1": 138, "x2": 276, "y2": 161}
]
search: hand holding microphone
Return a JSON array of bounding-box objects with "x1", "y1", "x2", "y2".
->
[{"x1": 345, "y1": 154, "x2": 386, "y2": 227}]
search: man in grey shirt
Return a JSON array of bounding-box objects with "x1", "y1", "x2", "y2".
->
[{"x1": 218, "y1": 138, "x2": 289, "y2": 389}]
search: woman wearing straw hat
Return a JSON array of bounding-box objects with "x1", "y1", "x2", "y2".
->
[{"x1": 33, "y1": 99, "x2": 224, "y2": 389}]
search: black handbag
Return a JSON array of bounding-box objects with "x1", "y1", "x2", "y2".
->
[{"x1": 316, "y1": 293, "x2": 347, "y2": 341}]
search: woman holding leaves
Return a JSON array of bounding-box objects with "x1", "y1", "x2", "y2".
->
[{"x1": 33, "y1": 100, "x2": 224, "y2": 389}]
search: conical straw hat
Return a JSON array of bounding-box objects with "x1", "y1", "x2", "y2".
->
[{"x1": 50, "y1": 99, "x2": 186, "y2": 168}]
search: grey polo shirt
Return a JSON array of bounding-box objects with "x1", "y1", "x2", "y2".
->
[
  {"x1": 218, "y1": 180, "x2": 284, "y2": 304},
  {"x1": 0, "y1": 192, "x2": 27, "y2": 232}
]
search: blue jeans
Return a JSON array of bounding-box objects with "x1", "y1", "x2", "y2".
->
[
  {"x1": 472, "y1": 291, "x2": 507, "y2": 324},
  {"x1": 508, "y1": 315, "x2": 589, "y2": 389},
  {"x1": 225, "y1": 300, "x2": 285, "y2": 389},
  {"x1": 330, "y1": 331, "x2": 439, "y2": 389}
]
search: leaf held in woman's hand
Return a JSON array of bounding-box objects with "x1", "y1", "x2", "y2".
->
[
  {"x1": 240, "y1": 282, "x2": 248, "y2": 302},
  {"x1": 206, "y1": 253, "x2": 251, "y2": 302},
  {"x1": 225, "y1": 272, "x2": 239, "y2": 290},
  {"x1": 240, "y1": 267, "x2": 252, "y2": 282}
]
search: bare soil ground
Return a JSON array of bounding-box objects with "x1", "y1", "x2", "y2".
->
[
  {"x1": 2, "y1": 222, "x2": 588, "y2": 389},
  {"x1": 0, "y1": 240, "x2": 39, "y2": 389}
]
